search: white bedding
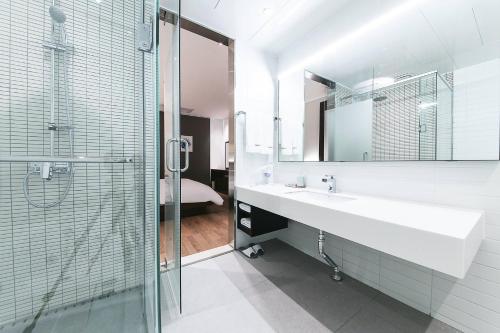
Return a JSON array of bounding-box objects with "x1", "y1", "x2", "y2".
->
[{"x1": 160, "y1": 178, "x2": 224, "y2": 205}]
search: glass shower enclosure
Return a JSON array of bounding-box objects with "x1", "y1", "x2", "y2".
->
[{"x1": 0, "y1": 0, "x2": 177, "y2": 332}]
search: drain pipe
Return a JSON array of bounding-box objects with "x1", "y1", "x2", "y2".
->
[{"x1": 318, "y1": 230, "x2": 342, "y2": 281}]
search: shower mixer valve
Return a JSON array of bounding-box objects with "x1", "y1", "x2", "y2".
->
[{"x1": 29, "y1": 162, "x2": 71, "y2": 181}]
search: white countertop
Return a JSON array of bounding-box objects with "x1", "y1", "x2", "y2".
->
[{"x1": 236, "y1": 184, "x2": 485, "y2": 278}]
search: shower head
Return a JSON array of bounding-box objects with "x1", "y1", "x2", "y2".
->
[{"x1": 49, "y1": 5, "x2": 66, "y2": 24}]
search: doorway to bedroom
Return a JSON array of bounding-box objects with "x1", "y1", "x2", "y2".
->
[{"x1": 159, "y1": 11, "x2": 235, "y2": 267}]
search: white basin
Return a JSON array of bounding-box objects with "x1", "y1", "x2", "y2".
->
[
  {"x1": 236, "y1": 183, "x2": 484, "y2": 278},
  {"x1": 285, "y1": 190, "x2": 356, "y2": 204}
]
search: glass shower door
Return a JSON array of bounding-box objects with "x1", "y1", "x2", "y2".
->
[
  {"x1": 159, "y1": 0, "x2": 183, "y2": 320},
  {"x1": 0, "y1": 0, "x2": 163, "y2": 332}
]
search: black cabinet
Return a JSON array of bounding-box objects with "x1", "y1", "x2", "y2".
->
[
  {"x1": 211, "y1": 169, "x2": 228, "y2": 194},
  {"x1": 237, "y1": 201, "x2": 288, "y2": 237}
]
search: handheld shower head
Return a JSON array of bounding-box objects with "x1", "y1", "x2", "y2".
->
[{"x1": 49, "y1": 5, "x2": 66, "y2": 24}]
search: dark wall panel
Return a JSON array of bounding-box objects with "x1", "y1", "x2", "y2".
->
[
  {"x1": 181, "y1": 115, "x2": 211, "y2": 185},
  {"x1": 160, "y1": 111, "x2": 165, "y2": 179}
]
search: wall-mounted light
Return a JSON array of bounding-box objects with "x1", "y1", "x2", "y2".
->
[{"x1": 278, "y1": 0, "x2": 428, "y2": 79}]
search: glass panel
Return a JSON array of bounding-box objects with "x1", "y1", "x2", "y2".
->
[
  {"x1": 0, "y1": 0, "x2": 160, "y2": 332},
  {"x1": 158, "y1": 0, "x2": 182, "y2": 323},
  {"x1": 144, "y1": 0, "x2": 162, "y2": 331}
]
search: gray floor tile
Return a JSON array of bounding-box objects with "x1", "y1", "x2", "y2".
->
[
  {"x1": 2, "y1": 290, "x2": 146, "y2": 333},
  {"x1": 212, "y1": 249, "x2": 268, "y2": 291},
  {"x1": 174, "y1": 259, "x2": 250, "y2": 317},
  {"x1": 162, "y1": 239, "x2": 460, "y2": 333},
  {"x1": 248, "y1": 240, "x2": 379, "y2": 331},
  {"x1": 164, "y1": 298, "x2": 276, "y2": 333},
  {"x1": 336, "y1": 309, "x2": 402, "y2": 333},
  {"x1": 356, "y1": 293, "x2": 461, "y2": 333},
  {"x1": 242, "y1": 279, "x2": 331, "y2": 333}
]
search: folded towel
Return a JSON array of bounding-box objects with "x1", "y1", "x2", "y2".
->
[
  {"x1": 238, "y1": 203, "x2": 251, "y2": 213},
  {"x1": 245, "y1": 108, "x2": 273, "y2": 154},
  {"x1": 240, "y1": 217, "x2": 251, "y2": 229}
]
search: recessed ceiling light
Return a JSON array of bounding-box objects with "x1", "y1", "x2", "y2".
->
[{"x1": 262, "y1": 7, "x2": 272, "y2": 15}]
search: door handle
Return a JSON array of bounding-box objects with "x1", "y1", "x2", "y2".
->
[
  {"x1": 166, "y1": 138, "x2": 189, "y2": 172},
  {"x1": 166, "y1": 138, "x2": 178, "y2": 172},
  {"x1": 180, "y1": 138, "x2": 189, "y2": 172}
]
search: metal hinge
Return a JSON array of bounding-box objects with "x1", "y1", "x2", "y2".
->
[{"x1": 137, "y1": 17, "x2": 153, "y2": 52}]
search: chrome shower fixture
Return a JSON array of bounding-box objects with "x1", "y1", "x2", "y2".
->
[{"x1": 22, "y1": 4, "x2": 75, "y2": 208}]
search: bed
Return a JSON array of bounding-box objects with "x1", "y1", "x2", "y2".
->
[
  {"x1": 160, "y1": 178, "x2": 224, "y2": 218},
  {"x1": 160, "y1": 178, "x2": 224, "y2": 205}
]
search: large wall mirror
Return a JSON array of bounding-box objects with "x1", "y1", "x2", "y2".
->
[{"x1": 277, "y1": 0, "x2": 500, "y2": 162}]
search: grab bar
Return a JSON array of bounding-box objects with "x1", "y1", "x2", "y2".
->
[{"x1": 0, "y1": 156, "x2": 133, "y2": 163}]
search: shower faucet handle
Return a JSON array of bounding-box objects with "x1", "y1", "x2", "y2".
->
[{"x1": 41, "y1": 162, "x2": 53, "y2": 180}]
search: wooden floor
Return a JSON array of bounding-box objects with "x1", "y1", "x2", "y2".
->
[{"x1": 160, "y1": 196, "x2": 230, "y2": 262}]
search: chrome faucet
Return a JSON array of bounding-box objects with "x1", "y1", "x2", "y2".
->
[{"x1": 322, "y1": 175, "x2": 336, "y2": 193}]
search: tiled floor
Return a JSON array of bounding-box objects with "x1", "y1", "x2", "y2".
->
[
  {"x1": 1, "y1": 289, "x2": 146, "y2": 333},
  {"x1": 163, "y1": 239, "x2": 460, "y2": 333}
]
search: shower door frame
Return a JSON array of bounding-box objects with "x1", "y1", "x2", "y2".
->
[{"x1": 157, "y1": 1, "x2": 183, "y2": 318}]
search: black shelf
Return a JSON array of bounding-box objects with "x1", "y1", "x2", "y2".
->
[{"x1": 237, "y1": 201, "x2": 288, "y2": 237}]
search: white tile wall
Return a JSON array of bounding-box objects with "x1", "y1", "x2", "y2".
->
[
  {"x1": 274, "y1": 161, "x2": 500, "y2": 332},
  {"x1": 453, "y1": 59, "x2": 500, "y2": 160},
  {"x1": 0, "y1": 0, "x2": 150, "y2": 326}
]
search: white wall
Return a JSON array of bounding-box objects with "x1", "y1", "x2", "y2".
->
[
  {"x1": 210, "y1": 118, "x2": 227, "y2": 170},
  {"x1": 453, "y1": 59, "x2": 500, "y2": 160},
  {"x1": 234, "y1": 41, "x2": 276, "y2": 186}
]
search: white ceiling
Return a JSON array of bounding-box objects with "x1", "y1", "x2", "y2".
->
[
  {"x1": 163, "y1": 0, "x2": 500, "y2": 92},
  {"x1": 159, "y1": 22, "x2": 230, "y2": 120},
  {"x1": 275, "y1": 0, "x2": 500, "y2": 88},
  {"x1": 169, "y1": 0, "x2": 342, "y2": 52},
  {"x1": 179, "y1": 28, "x2": 229, "y2": 119}
]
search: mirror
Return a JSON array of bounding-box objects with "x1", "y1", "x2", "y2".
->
[{"x1": 277, "y1": 0, "x2": 500, "y2": 162}]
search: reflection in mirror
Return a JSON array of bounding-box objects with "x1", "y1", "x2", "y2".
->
[
  {"x1": 283, "y1": 70, "x2": 453, "y2": 162},
  {"x1": 277, "y1": 0, "x2": 500, "y2": 162}
]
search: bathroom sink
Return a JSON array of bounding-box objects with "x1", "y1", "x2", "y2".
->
[{"x1": 285, "y1": 190, "x2": 356, "y2": 203}]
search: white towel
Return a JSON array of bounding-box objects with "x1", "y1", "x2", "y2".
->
[
  {"x1": 238, "y1": 203, "x2": 251, "y2": 213},
  {"x1": 244, "y1": 106, "x2": 273, "y2": 154},
  {"x1": 240, "y1": 217, "x2": 252, "y2": 229}
]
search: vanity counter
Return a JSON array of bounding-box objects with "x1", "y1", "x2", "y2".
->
[{"x1": 236, "y1": 184, "x2": 484, "y2": 278}]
